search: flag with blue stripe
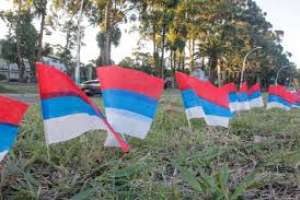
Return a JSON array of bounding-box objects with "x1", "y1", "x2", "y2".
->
[
  {"x1": 0, "y1": 96, "x2": 28, "y2": 162},
  {"x1": 267, "y1": 85, "x2": 293, "y2": 111},
  {"x1": 176, "y1": 72, "x2": 205, "y2": 120},
  {"x1": 97, "y1": 66, "x2": 164, "y2": 146},
  {"x1": 36, "y1": 63, "x2": 129, "y2": 152}
]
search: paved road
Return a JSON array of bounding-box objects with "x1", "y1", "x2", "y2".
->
[{"x1": 1, "y1": 93, "x2": 39, "y2": 104}]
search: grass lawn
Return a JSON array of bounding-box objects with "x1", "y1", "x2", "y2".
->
[
  {"x1": 0, "y1": 82, "x2": 37, "y2": 94},
  {"x1": 1, "y1": 90, "x2": 300, "y2": 199}
]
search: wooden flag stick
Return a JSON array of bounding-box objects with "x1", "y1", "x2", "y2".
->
[
  {"x1": 42, "y1": 119, "x2": 52, "y2": 162},
  {"x1": 187, "y1": 118, "x2": 192, "y2": 129},
  {"x1": 46, "y1": 143, "x2": 51, "y2": 162},
  {"x1": 44, "y1": 132, "x2": 52, "y2": 162}
]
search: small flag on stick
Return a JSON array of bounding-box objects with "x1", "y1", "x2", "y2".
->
[
  {"x1": 97, "y1": 65, "x2": 164, "y2": 146},
  {"x1": 0, "y1": 96, "x2": 28, "y2": 162},
  {"x1": 292, "y1": 91, "x2": 300, "y2": 109},
  {"x1": 267, "y1": 85, "x2": 293, "y2": 111},
  {"x1": 248, "y1": 83, "x2": 264, "y2": 108},
  {"x1": 236, "y1": 82, "x2": 250, "y2": 111},
  {"x1": 220, "y1": 82, "x2": 238, "y2": 113},
  {"x1": 36, "y1": 63, "x2": 128, "y2": 152},
  {"x1": 176, "y1": 72, "x2": 205, "y2": 120},
  {"x1": 188, "y1": 77, "x2": 233, "y2": 128}
]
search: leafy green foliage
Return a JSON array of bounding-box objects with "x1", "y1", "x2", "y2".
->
[
  {"x1": 118, "y1": 52, "x2": 159, "y2": 75},
  {"x1": 1, "y1": 11, "x2": 38, "y2": 64},
  {"x1": 137, "y1": 0, "x2": 297, "y2": 83}
]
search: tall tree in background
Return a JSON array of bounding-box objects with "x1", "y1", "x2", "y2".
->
[
  {"x1": 33, "y1": 0, "x2": 48, "y2": 61},
  {"x1": 0, "y1": 0, "x2": 296, "y2": 85},
  {"x1": 51, "y1": 0, "x2": 90, "y2": 73},
  {"x1": 138, "y1": 0, "x2": 180, "y2": 77},
  {"x1": 90, "y1": 0, "x2": 136, "y2": 65},
  {"x1": 137, "y1": 0, "x2": 295, "y2": 86},
  {"x1": 96, "y1": 26, "x2": 121, "y2": 65},
  {"x1": 1, "y1": 2, "x2": 38, "y2": 82}
]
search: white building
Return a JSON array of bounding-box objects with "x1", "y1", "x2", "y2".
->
[
  {"x1": 0, "y1": 56, "x2": 68, "y2": 82},
  {"x1": 0, "y1": 42, "x2": 32, "y2": 81},
  {"x1": 0, "y1": 58, "x2": 32, "y2": 81}
]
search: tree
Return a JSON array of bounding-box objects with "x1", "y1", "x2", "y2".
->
[
  {"x1": 118, "y1": 52, "x2": 158, "y2": 75},
  {"x1": 138, "y1": 0, "x2": 180, "y2": 77},
  {"x1": 1, "y1": 9, "x2": 38, "y2": 82},
  {"x1": 33, "y1": 0, "x2": 48, "y2": 61},
  {"x1": 89, "y1": 0, "x2": 137, "y2": 65},
  {"x1": 96, "y1": 25, "x2": 121, "y2": 65},
  {"x1": 51, "y1": 0, "x2": 88, "y2": 74}
]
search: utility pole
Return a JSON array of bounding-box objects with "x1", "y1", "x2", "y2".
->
[
  {"x1": 275, "y1": 65, "x2": 291, "y2": 86},
  {"x1": 240, "y1": 47, "x2": 262, "y2": 88}
]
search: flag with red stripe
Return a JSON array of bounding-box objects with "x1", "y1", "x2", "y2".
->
[
  {"x1": 36, "y1": 63, "x2": 128, "y2": 152},
  {"x1": 97, "y1": 65, "x2": 164, "y2": 146},
  {"x1": 0, "y1": 96, "x2": 28, "y2": 161}
]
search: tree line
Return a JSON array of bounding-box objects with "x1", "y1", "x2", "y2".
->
[{"x1": 0, "y1": 0, "x2": 298, "y2": 87}]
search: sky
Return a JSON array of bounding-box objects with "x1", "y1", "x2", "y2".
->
[
  {"x1": 255, "y1": 0, "x2": 300, "y2": 67},
  {"x1": 0, "y1": 0, "x2": 300, "y2": 67}
]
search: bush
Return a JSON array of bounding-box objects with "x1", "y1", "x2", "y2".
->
[{"x1": 0, "y1": 73, "x2": 7, "y2": 81}]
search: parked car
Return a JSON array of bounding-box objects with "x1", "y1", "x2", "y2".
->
[{"x1": 80, "y1": 80, "x2": 101, "y2": 96}]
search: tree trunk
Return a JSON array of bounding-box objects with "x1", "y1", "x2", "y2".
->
[
  {"x1": 16, "y1": 0, "x2": 25, "y2": 82},
  {"x1": 64, "y1": 22, "x2": 71, "y2": 73},
  {"x1": 170, "y1": 50, "x2": 173, "y2": 70},
  {"x1": 173, "y1": 50, "x2": 177, "y2": 71},
  {"x1": 37, "y1": 5, "x2": 46, "y2": 61},
  {"x1": 152, "y1": 32, "x2": 156, "y2": 56},
  {"x1": 16, "y1": 35, "x2": 24, "y2": 82},
  {"x1": 217, "y1": 59, "x2": 221, "y2": 87},
  {"x1": 19, "y1": 58, "x2": 26, "y2": 82},
  {"x1": 188, "y1": 39, "x2": 195, "y2": 70},
  {"x1": 102, "y1": 0, "x2": 112, "y2": 65},
  {"x1": 208, "y1": 52, "x2": 218, "y2": 82},
  {"x1": 170, "y1": 50, "x2": 176, "y2": 88},
  {"x1": 192, "y1": 39, "x2": 195, "y2": 68},
  {"x1": 181, "y1": 49, "x2": 185, "y2": 71},
  {"x1": 160, "y1": 23, "x2": 166, "y2": 78},
  {"x1": 152, "y1": 32, "x2": 160, "y2": 74}
]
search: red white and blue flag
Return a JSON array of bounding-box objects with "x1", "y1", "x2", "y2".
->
[
  {"x1": 0, "y1": 96, "x2": 28, "y2": 161},
  {"x1": 221, "y1": 82, "x2": 239, "y2": 113},
  {"x1": 292, "y1": 91, "x2": 300, "y2": 109},
  {"x1": 247, "y1": 83, "x2": 264, "y2": 108},
  {"x1": 267, "y1": 85, "x2": 293, "y2": 111},
  {"x1": 187, "y1": 75, "x2": 233, "y2": 128},
  {"x1": 176, "y1": 72, "x2": 205, "y2": 119},
  {"x1": 236, "y1": 82, "x2": 250, "y2": 111},
  {"x1": 36, "y1": 63, "x2": 128, "y2": 152},
  {"x1": 97, "y1": 66, "x2": 164, "y2": 146}
]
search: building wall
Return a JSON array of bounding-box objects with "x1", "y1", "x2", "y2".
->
[
  {"x1": 0, "y1": 58, "x2": 32, "y2": 81},
  {"x1": 0, "y1": 56, "x2": 68, "y2": 82}
]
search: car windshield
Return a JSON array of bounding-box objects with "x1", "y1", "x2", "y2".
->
[{"x1": 83, "y1": 80, "x2": 99, "y2": 84}]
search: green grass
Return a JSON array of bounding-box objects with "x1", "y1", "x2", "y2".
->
[
  {"x1": 0, "y1": 82, "x2": 37, "y2": 94},
  {"x1": 1, "y1": 91, "x2": 300, "y2": 199}
]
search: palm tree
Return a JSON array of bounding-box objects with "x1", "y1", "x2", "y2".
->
[
  {"x1": 33, "y1": 0, "x2": 48, "y2": 61},
  {"x1": 96, "y1": 26, "x2": 121, "y2": 65}
]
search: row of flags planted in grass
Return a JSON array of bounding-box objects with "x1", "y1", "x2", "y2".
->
[
  {"x1": 178, "y1": 72, "x2": 300, "y2": 128},
  {"x1": 1, "y1": 64, "x2": 300, "y2": 161}
]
